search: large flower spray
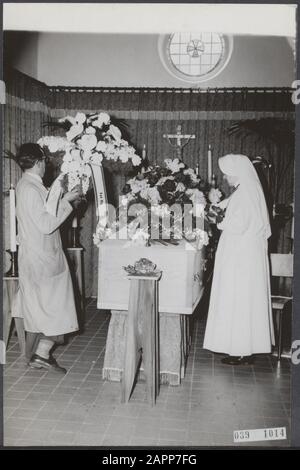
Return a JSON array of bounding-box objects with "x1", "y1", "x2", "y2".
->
[{"x1": 38, "y1": 112, "x2": 142, "y2": 194}]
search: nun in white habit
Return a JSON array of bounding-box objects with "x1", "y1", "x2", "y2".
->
[{"x1": 203, "y1": 154, "x2": 274, "y2": 365}]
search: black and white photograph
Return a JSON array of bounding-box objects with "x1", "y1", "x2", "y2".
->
[{"x1": 1, "y1": 3, "x2": 298, "y2": 449}]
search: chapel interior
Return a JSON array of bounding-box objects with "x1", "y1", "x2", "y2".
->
[{"x1": 2, "y1": 20, "x2": 295, "y2": 448}]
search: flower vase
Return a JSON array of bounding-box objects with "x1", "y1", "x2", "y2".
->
[{"x1": 106, "y1": 171, "x2": 126, "y2": 208}]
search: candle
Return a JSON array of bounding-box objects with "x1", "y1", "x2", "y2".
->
[
  {"x1": 195, "y1": 164, "x2": 199, "y2": 176},
  {"x1": 0, "y1": 80, "x2": 6, "y2": 105},
  {"x1": 290, "y1": 203, "x2": 294, "y2": 239},
  {"x1": 9, "y1": 185, "x2": 17, "y2": 252},
  {"x1": 141, "y1": 144, "x2": 146, "y2": 174},
  {"x1": 72, "y1": 216, "x2": 78, "y2": 228},
  {"x1": 211, "y1": 174, "x2": 217, "y2": 188},
  {"x1": 208, "y1": 145, "x2": 212, "y2": 184}
]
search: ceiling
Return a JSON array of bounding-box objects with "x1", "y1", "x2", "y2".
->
[{"x1": 3, "y1": 3, "x2": 297, "y2": 37}]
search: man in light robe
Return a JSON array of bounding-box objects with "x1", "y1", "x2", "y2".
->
[
  {"x1": 14, "y1": 143, "x2": 80, "y2": 373},
  {"x1": 203, "y1": 154, "x2": 274, "y2": 365}
]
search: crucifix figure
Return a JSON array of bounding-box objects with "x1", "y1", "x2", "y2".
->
[{"x1": 163, "y1": 124, "x2": 196, "y2": 160}]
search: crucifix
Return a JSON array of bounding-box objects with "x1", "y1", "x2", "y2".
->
[{"x1": 163, "y1": 124, "x2": 196, "y2": 161}]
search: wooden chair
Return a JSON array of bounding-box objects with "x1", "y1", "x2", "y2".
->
[{"x1": 270, "y1": 253, "x2": 293, "y2": 361}]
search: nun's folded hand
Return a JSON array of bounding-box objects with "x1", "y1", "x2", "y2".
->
[{"x1": 216, "y1": 198, "x2": 230, "y2": 210}]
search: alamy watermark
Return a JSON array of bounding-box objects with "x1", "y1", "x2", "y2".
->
[
  {"x1": 95, "y1": 199, "x2": 208, "y2": 246},
  {"x1": 291, "y1": 80, "x2": 300, "y2": 105}
]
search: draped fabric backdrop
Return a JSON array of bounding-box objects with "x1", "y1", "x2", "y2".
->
[
  {"x1": 3, "y1": 69, "x2": 52, "y2": 273},
  {"x1": 3, "y1": 68, "x2": 295, "y2": 297}
]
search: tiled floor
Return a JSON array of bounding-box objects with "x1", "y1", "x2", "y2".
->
[{"x1": 4, "y1": 299, "x2": 291, "y2": 447}]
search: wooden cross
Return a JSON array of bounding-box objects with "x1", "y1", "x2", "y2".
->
[{"x1": 163, "y1": 124, "x2": 196, "y2": 160}]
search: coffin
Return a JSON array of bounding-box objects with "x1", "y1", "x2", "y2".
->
[{"x1": 98, "y1": 239, "x2": 206, "y2": 314}]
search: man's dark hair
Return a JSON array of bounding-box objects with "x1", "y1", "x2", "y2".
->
[{"x1": 16, "y1": 143, "x2": 45, "y2": 170}]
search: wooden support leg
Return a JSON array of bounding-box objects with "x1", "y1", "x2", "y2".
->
[
  {"x1": 122, "y1": 279, "x2": 143, "y2": 403},
  {"x1": 122, "y1": 273, "x2": 161, "y2": 405},
  {"x1": 277, "y1": 310, "x2": 283, "y2": 361},
  {"x1": 142, "y1": 280, "x2": 160, "y2": 406}
]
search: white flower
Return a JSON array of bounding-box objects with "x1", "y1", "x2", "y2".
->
[
  {"x1": 78, "y1": 134, "x2": 97, "y2": 151},
  {"x1": 49, "y1": 138, "x2": 65, "y2": 152},
  {"x1": 108, "y1": 124, "x2": 122, "y2": 142},
  {"x1": 186, "y1": 189, "x2": 207, "y2": 206},
  {"x1": 68, "y1": 161, "x2": 82, "y2": 173},
  {"x1": 157, "y1": 176, "x2": 175, "y2": 186},
  {"x1": 208, "y1": 188, "x2": 222, "y2": 204},
  {"x1": 96, "y1": 141, "x2": 107, "y2": 153},
  {"x1": 61, "y1": 161, "x2": 70, "y2": 174},
  {"x1": 185, "y1": 228, "x2": 209, "y2": 247},
  {"x1": 119, "y1": 150, "x2": 129, "y2": 163},
  {"x1": 99, "y1": 112, "x2": 110, "y2": 125},
  {"x1": 81, "y1": 177, "x2": 90, "y2": 194},
  {"x1": 193, "y1": 203, "x2": 205, "y2": 218},
  {"x1": 151, "y1": 204, "x2": 171, "y2": 217},
  {"x1": 165, "y1": 158, "x2": 185, "y2": 174},
  {"x1": 184, "y1": 168, "x2": 199, "y2": 184},
  {"x1": 93, "y1": 112, "x2": 110, "y2": 128},
  {"x1": 70, "y1": 148, "x2": 82, "y2": 162},
  {"x1": 120, "y1": 194, "x2": 136, "y2": 207},
  {"x1": 196, "y1": 229, "x2": 209, "y2": 248},
  {"x1": 58, "y1": 115, "x2": 76, "y2": 125},
  {"x1": 67, "y1": 174, "x2": 81, "y2": 191},
  {"x1": 128, "y1": 178, "x2": 149, "y2": 194},
  {"x1": 66, "y1": 124, "x2": 84, "y2": 141},
  {"x1": 140, "y1": 187, "x2": 161, "y2": 205},
  {"x1": 148, "y1": 187, "x2": 162, "y2": 204},
  {"x1": 75, "y1": 112, "x2": 86, "y2": 124},
  {"x1": 82, "y1": 149, "x2": 92, "y2": 162},
  {"x1": 90, "y1": 152, "x2": 104, "y2": 165},
  {"x1": 38, "y1": 136, "x2": 69, "y2": 153},
  {"x1": 83, "y1": 164, "x2": 92, "y2": 178},
  {"x1": 129, "y1": 228, "x2": 150, "y2": 245},
  {"x1": 63, "y1": 152, "x2": 73, "y2": 163},
  {"x1": 120, "y1": 195, "x2": 129, "y2": 206},
  {"x1": 93, "y1": 221, "x2": 114, "y2": 246},
  {"x1": 176, "y1": 182, "x2": 186, "y2": 193},
  {"x1": 131, "y1": 154, "x2": 142, "y2": 166},
  {"x1": 86, "y1": 126, "x2": 96, "y2": 135}
]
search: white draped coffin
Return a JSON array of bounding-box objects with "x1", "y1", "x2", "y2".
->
[
  {"x1": 98, "y1": 239, "x2": 206, "y2": 314},
  {"x1": 98, "y1": 239, "x2": 207, "y2": 385}
]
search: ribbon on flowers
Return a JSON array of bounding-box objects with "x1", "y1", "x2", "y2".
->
[{"x1": 89, "y1": 162, "x2": 109, "y2": 227}]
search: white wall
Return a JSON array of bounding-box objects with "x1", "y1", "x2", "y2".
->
[
  {"x1": 8, "y1": 32, "x2": 295, "y2": 88},
  {"x1": 5, "y1": 32, "x2": 39, "y2": 79}
]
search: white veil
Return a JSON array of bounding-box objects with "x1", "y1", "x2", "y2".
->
[{"x1": 218, "y1": 154, "x2": 271, "y2": 239}]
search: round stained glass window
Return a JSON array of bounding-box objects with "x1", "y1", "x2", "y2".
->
[{"x1": 158, "y1": 33, "x2": 233, "y2": 83}]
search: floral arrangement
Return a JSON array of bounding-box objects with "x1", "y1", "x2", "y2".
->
[
  {"x1": 93, "y1": 158, "x2": 223, "y2": 248},
  {"x1": 38, "y1": 112, "x2": 142, "y2": 194},
  {"x1": 123, "y1": 258, "x2": 160, "y2": 276},
  {"x1": 122, "y1": 159, "x2": 206, "y2": 207}
]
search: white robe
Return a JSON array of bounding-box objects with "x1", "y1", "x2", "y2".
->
[
  {"x1": 15, "y1": 172, "x2": 79, "y2": 336},
  {"x1": 203, "y1": 183, "x2": 274, "y2": 356}
]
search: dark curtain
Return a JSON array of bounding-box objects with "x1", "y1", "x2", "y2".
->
[
  {"x1": 3, "y1": 69, "x2": 295, "y2": 296},
  {"x1": 3, "y1": 68, "x2": 51, "y2": 271}
]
